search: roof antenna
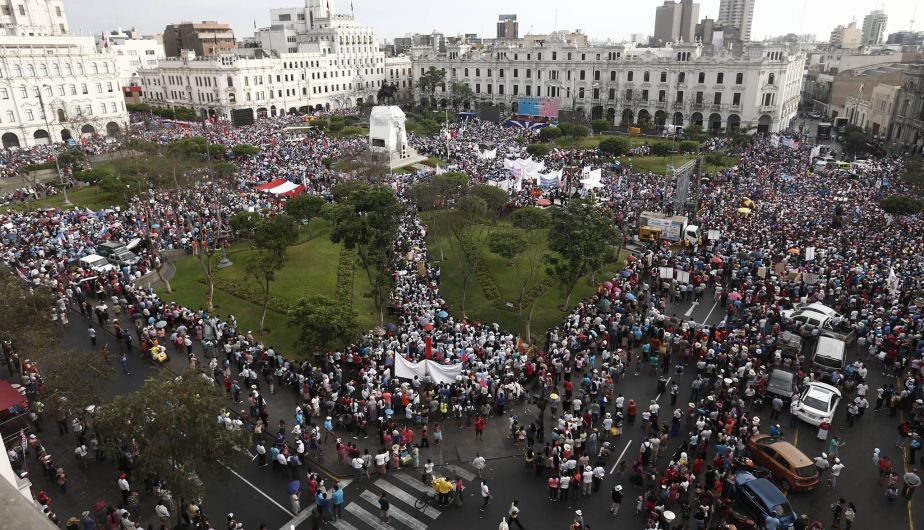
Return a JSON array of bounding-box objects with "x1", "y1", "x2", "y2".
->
[{"x1": 554, "y1": 9, "x2": 558, "y2": 32}]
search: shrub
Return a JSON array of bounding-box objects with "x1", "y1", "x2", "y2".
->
[
  {"x1": 557, "y1": 123, "x2": 574, "y2": 136},
  {"x1": 571, "y1": 125, "x2": 589, "y2": 138},
  {"x1": 231, "y1": 144, "x2": 259, "y2": 157},
  {"x1": 649, "y1": 142, "x2": 672, "y2": 156},
  {"x1": 705, "y1": 152, "x2": 726, "y2": 167},
  {"x1": 879, "y1": 195, "x2": 924, "y2": 215},
  {"x1": 539, "y1": 126, "x2": 562, "y2": 142},
  {"x1": 340, "y1": 126, "x2": 365, "y2": 136},
  {"x1": 328, "y1": 121, "x2": 345, "y2": 133},
  {"x1": 678, "y1": 141, "x2": 701, "y2": 153},
  {"x1": 591, "y1": 120, "x2": 611, "y2": 133},
  {"x1": 599, "y1": 137, "x2": 630, "y2": 157},
  {"x1": 526, "y1": 143, "x2": 552, "y2": 158},
  {"x1": 18, "y1": 161, "x2": 58, "y2": 173}
]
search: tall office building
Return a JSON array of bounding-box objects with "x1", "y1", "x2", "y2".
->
[
  {"x1": 162, "y1": 21, "x2": 236, "y2": 57},
  {"x1": 497, "y1": 14, "x2": 518, "y2": 40},
  {"x1": 653, "y1": 0, "x2": 698, "y2": 45},
  {"x1": 718, "y1": 0, "x2": 755, "y2": 42},
  {"x1": 861, "y1": 10, "x2": 887, "y2": 46}
]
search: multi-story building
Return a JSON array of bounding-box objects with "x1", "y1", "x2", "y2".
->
[
  {"x1": 411, "y1": 35, "x2": 805, "y2": 134},
  {"x1": 95, "y1": 28, "x2": 164, "y2": 88},
  {"x1": 886, "y1": 31, "x2": 924, "y2": 46},
  {"x1": 718, "y1": 0, "x2": 755, "y2": 42},
  {"x1": 890, "y1": 64, "x2": 924, "y2": 155},
  {"x1": 0, "y1": 0, "x2": 127, "y2": 148},
  {"x1": 141, "y1": 1, "x2": 387, "y2": 124},
  {"x1": 0, "y1": 0, "x2": 67, "y2": 36},
  {"x1": 162, "y1": 21, "x2": 235, "y2": 58},
  {"x1": 497, "y1": 15, "x2": 518, "y2": 40},
  {"x1": 653, "y1": 1, "x2": 700, "y2": 45},
  {"x1": 384, "y1": 55, "x2": 413, "y2": 101},
  {"x1": 861, "y1": 10, "x2": 888, "y2": 47},
  {"x1": 829, "y1": 21, "x2": 862, "y2": 50},
  {"x1": 844, "y1": 79, "x2": 902, "y2": 137}
]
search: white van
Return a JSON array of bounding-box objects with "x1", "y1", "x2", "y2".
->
[
  {"x1": 79, "y1": 254, "x2": 117, "y2": 274},
  {"x1": 810, "y1": 335, "x2": 846, "y2": 373}
]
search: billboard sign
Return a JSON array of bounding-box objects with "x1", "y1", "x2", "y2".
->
[{"x1": 517, "y1": 97, "x2": 560, "y2": 118}]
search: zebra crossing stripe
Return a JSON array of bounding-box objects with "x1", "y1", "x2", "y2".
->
[
  {"x1": 342, "y1": 503, "x2": 395, "y2": 530},
  {"x1": 359, "y1": 490, "x2": 429, "y2": 530},
  {"x1": 389, "y1": 472, "x2": 433, "y2": 493},
  {"x1": 330, "y1": 518, "x2": 361, "y2": 530},
  {"x1": 374, "y1": 478, "x2": 440, "y2": 519},
  {"x1": 442, "y1": 463, "x2": 476, "y2": 482}
]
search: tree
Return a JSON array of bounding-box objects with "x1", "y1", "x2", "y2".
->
[
  {"x1": 547, "y1": 198, "x2": 620, "y2": 309},
  {"x1": 288, "y1": 295, "x2": 358, "y2": 357},
  {"x1": 539, "y1": 126, "x2": 562, "y2": 142},
  {"x1": 903, "y1": 157, "x2": 924, "y2": 188},
  {"x1": 684, "y1": 124, "x2": 707, "y2": 142},
  {"x1": 93, "y1": 371, "x2": 249, "y2": 512},
  {"x1": 488, "y1": 229, "x2": 527, "y2": 266},
  {"x1": 39, "y1": 347, "x2": 114, "y2": 419},
  {"x1": 471, "y1": 185, "x2": 509, "y2": 218},
  {"x1": 678, "y1": 140, "x2": 701, "y2": 153},
  {"x1": 450, "y1": 81, "x2": 475, "y2": 108},
  {"x1": 649, "y1": 142, "x2": 672, "y2": 156},
  {"x1": 843, "y1": 132, "x2": 868, "y2": 157},
  {"x1": 284, "y1": 194, "x2": 327, "y2": 238},
  {"x1": 0, "y1": 269, "x2": 57, "y2": 368},
  {"x1": 571, "y1": 125, "x2": 589, "y2": 138},
  {"x1": 245, "y1": 214, "x2": 300, "y2": 331},
  {"x1": 510, "y1": 207, "x2": 552, "y2": 341},
  {"x1": 591, "y1": 120, "x2": 611, "y2": 134},
  {"x1": 417, "y1": 67, "x2": 447, "y2": 101},
  {"x1": 432, "y1": 171, "x2": 470, "y2": 207},
  {"x1": 599, "y1": 137, "x2": 630, "y2": 157},
  {"x1": 526, "y1": 144, "x2": 552, "y2": 158},
  {"x1": 231, "y1": 144, "x2": 259, "y2": 157},
  {"x1": 879, "y1": 195, "x2": 924, "y2": 215},
  {"x1": 447, "y1": 196, "x2": 488, "y2": 316},
  {"x1": 327, "y1": 185, "x2": 402, "y2": 324}
]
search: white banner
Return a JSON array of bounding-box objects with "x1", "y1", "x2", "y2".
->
[
  {"x1": 675, "y1": 270, "x2": 690, "y2": 284},
  {"x1": 805, "y1": 247, "x2": 815, "y2": 261},
  {"x1": 707, "y1": 229, "x2": 721, "y2": 241},
  {"x1": 659, "y1": 267, "x2": 674, "y2": 279},
  {"x1": 426, "y1": 361, "x2": 463, "y2": 384},
  {"x1": 538, "y1": 170, "x2": 562, "y2": 188},
  {"x1": 394, "y1": 354, "x2": 428, "y2": 380}
]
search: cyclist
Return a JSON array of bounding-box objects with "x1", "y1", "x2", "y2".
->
[{"x1": 432, "y1": 476, "x2": 453, "y2": 506}]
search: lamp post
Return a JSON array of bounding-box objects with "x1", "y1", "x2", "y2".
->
[{"x1": 36, "y1": 85, "x2": 71, "y2": 206}]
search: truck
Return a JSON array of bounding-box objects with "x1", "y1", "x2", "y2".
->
[
  {"x1": 638, "y1": 211, "x2": 700, "y2": 244},
  {"x1": 816, "y1": 122, "x2": 832, "y2": 141}
]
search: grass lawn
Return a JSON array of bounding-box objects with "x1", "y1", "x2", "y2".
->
[
  {"x1": 5, "y1": 185, "x2": 122, "y2": 212},
  {"x1": 422, "y1": 211, "x2": 624, "y2": 344},
  {"x1": 155, "y1": 218, "x2": 380, "y2": 355}
]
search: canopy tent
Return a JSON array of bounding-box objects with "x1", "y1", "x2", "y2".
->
[{"x1": 254, "y1": 178, "x2": 305, "y2": 197}]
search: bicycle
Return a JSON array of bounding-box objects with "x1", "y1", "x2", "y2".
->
[{"x1": 415, "y1": 490, "x2": 436, "y2": 512}]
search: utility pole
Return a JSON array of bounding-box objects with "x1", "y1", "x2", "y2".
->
[{"x1": 36, "y1": 85, "x2": 71, "y2": 206}]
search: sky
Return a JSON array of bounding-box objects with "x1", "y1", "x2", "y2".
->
[{"x1": 66, "y1": 0, "x2": 917, "y2": 43}]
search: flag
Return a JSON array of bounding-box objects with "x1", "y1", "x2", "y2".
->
[
  {"x1": 253, "y1": 19, "x2": 257, "y2": 29},
  {"x1": 888, "y1": 267, "x2": 899, "y2": 295}
]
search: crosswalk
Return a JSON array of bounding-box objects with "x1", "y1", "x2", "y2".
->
[{"x1": 325, "y1": 462, "x2": 479, "y2": 530}]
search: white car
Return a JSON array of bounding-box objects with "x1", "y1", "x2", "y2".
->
[{"x1": 791, "y1": 382, "x2": 841, "y2": 426}]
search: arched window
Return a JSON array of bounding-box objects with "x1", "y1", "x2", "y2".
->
[
  {"x1": 38, "y1": 64, "x2": 47, "y2": 76},
  {"x1": 768, "y1": 73, "x2": 775, "y2": 85},
  {"x1": 227, "y1": 76, "x2": 233, "y2": 87},
  {"x1": 91, "y1": 62, "x2": 98, "y2": 74},
  {"x1": 64, "y1": 63, "x2": 72, "y2": 75},
  {"x1": 103, "y1": 62, "x2": 110, "y2": 73},
  {"x1": 76, "y1": 63, "x2": 84, "y2": 74},
  {"x1": 13, "y1": 65, "x2": 21, "y2": 77},
  {"x1": 26, "y1": 64, "x2": 35, "y2": 76},
  {"x1": 51, "y1": 63, "x2": 59, "y2": 76}
]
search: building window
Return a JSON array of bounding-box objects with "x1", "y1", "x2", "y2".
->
[
  {"x1": 735, "y1": 72, "x2": 743, "y2": 84},
  {"x1": 499, "y1": 85, "x2": 504, "y2": 95},
  {"x1": 81, "y1": 84, "x2": 87, "y2": 94},
  {"x1": 627, "y1": 71, "x2": 633, "y2": 82},
  {"x1": 660, "y1": 72, "x2": 667, "y2": 83},
  {"x1": 625, "y1": 89, "x2": 632, "y2": 101},
  {"x1": 716, "y1": 73, "x2": 724, "y2": 84},
  {"x1": 713, "y1": 92, "x2": 722, "y2": 105},
  {"x1": 513, "y1": 85, "x2": 518, "y2": 95},
  {"x1": 641, "y1": 89, "x2": 648, "y2": 101},
  {"x1": 643, "y1": 71, "x2": 650, "y2": 82},
  {"x1": 279, "y1": 14, "x2": 291, "y2": 21},
  {"x1": 5, "y1": 111, "x2": 12, "y2": 122},
  {"x1": 698, "y1": 72, "x2": 705, "y2": 83},
  {"x1": 464, "y1": 68, "x2": 469, "y2": 76},
  {"x1": 18, "y1": 5, "x2": 25, "y2": 15},
  {"x1": 25, "y1": 109, "x2": 34, "y2": 121},
  {"x1": 0, "y1": 89, "x2": 5, "y2": 99},
  {"x1": 499, "y1": 69, "x2": 505, "y2": 78},
  {"x1": 526, "y1": 85, "x2": 531, "y2": 96},
  {"x1": 768, "y1": 73, "x2": 775, "y2": 85},
  {"x1": 695, "y1": 91, "x2": 703, "y2": 104},
  {"x1": 676, "y1": 90, "x2": 684, "y2": 102},
  {"x1": 475, "y1": 83, "x2": 480, "y2": 93},
  {"x1": 610, "y1": 71, "x2": 616, "y2": 81},
  {"x1": 592, "y1": 88, "x2": 599, "y2": 99},
  {"x1": 475, "y1": 68, "x2": 480, "y2": 77},
  {"x1": 18, "y1": 87, "x2": 27, "y2": 98},
  {"x1": 609, "y1": 88, "x2": 615, "y2": 100},
  {"x1": 733, "y1": 92, "x2": 741, "y2": 105},
  {"x1": 658, "y1": 90, "x2": 665, "y2": 102},
  {"x1": 552, "y1": 52, "x2": 557, "y2": 60}
]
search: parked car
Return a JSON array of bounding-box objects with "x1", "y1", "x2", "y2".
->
[
  {"x1": 746, "y1": 434, "x2": 820, "y2": 491},
  {"x1": 791, "y1": 382, "x2": 841, "y2": 426},
  {"x1": 807, "y1": 335, "x2": 847, "y2": 374},
  {"x1": 78, "y1": 254, "x2": 116, "y2": 274},
  {"x1": 108, "y1": 248, "x2": 141, "y2": 267},
  {"x1": 781, "y1": 302, "x2": 855, "y2": 343},
  {"x1": 765, "y1": 368, "x2": 797, "y2": 403},
  {"x1": 734, "y1": 471, "x2": 797, "y2": 528}
]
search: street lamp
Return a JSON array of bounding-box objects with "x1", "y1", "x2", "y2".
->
[{"x1": 36, "y1": 85, "x2": 71, "y2": 206}]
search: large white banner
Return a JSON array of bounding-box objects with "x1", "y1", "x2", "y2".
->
[{"x1": 394, "y1": 354, "x2": 428, "y2": 380}]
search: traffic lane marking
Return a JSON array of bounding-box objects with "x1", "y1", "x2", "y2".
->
[
  {"x1": 610, "y1": 440, "x2": 634, "y2": 474},
  {"x1": 226, "y1": 465, "x2": 295, "y2": 518}
]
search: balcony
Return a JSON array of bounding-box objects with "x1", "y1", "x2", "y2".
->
[
  {"x1": 691, "y1": 102, "x2": 705, "y2": 110},
  {"x1": 760, "y1": 105, "x2": 776, "y2": 112},
  {"x1": 672, "y1": 101, "x2": 685, "y2": 109},
  {"x1": 654, "y1": 100, "x2": 667, "y2": 109}
]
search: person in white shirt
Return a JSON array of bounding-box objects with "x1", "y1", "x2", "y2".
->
[
  {"x1": 155, "y1": 503, "x2": 170, "y2": 526},
  {"x1": 472, "y1": 453, "x2": 486, "y2": 478},
  {"x1": 480, "y1": 480, "x2": 491, "y2": 511},
  {"x1": 581, "y1": 466, "x2": 593, "y2": 495}
]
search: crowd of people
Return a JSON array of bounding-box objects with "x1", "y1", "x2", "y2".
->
[{"x1": 0, "y1": 108, "x2": 922, "y2": 530}]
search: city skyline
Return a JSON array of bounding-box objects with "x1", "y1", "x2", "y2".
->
[{"x1": 67, "y1": 0, "x2": 914, "y2": 44}]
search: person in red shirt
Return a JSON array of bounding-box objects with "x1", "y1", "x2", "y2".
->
[{"x1": 474, "y1": 416, "x2": 485, "y2": 440}]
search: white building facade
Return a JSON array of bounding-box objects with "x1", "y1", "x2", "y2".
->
[
  {"x1": 0, "y1": 0, "x2": 128, "y2": 148},
  {"x1": 140, "y1": 0, "x2": 389, "y2": 123},
  {"x1": 96, "y1": 30, "x2": 164, "y2": 88},
  {"x1": 411, "y1": 36, "x2": 805, "y2": 134}
]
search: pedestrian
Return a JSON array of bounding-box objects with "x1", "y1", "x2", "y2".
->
[
  {"x1": 508, "y1": 500, "x2": 524, "y2": 530},
  {"x1": 55, "y1": 466, "x2": 67, "y2": 493},
  {"x1": 610, "y1": 484, "x2": 624, "y2": 516},
  {"x1": 480, "y1": 479, "x2": 491, "y2": 511},
  {"x1": 844, "y1": 502, "x2": 856, "y2": 530},
  {"x1": 378, "y1": 492, "x2": 390, "y2": 523},
  {"x1": 829, "y1": 458, "x2": 844, "y2": 489},
  {"x1": 155, "y1": 502, "x2": 170, "y2": 527},
  {"x1": 256, "y1": 441, "x2": 267, "y2": 467},
  {"x1": 902, "y1": 469, "x2": 921, "y2": 499},
  {"x1": 472, "y1": 453, "x2": 486, "y2": 478},
  {"x1": 88, "y1": 326, "x2": 96, "y2": 346},
  {"x1": 290, "y1": 491, "x2": 301, "y2": 514},
  {"x1": 117, "y1": 473, "x2": 130, "y2": 505},
  {"x1": 332, "y1": 484, "x2": 344, "y2": 521},
  {"x1": 119, "y1": 352, "x2": 130, "y2": 375},
  {"x1": 830, "y1": 498, "x2": 844, "y2": 528},
  {"x1": 829, "y1": 436, "x2": 845, "y2": 458},
  {"x1": 498, "y1": 517, "x2": 509, "y2": 530},
  {"x1": 474, "y1": 416, "x2": 486, "y2": 440}
]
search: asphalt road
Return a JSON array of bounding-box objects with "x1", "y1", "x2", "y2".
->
[{"x1": 14, "y1": 296, "x2": 924, "y2": 530}]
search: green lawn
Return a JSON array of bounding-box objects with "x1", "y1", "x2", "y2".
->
[
  {"x1": 422, "y1": 211, "x2": 624, "y2": 344},
  {"x1": 5, "y1": 185, "x2": 122, "y2": 212},
  {"x1": 155, "y1": 218, "x2": 380, "y2": 355}
]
